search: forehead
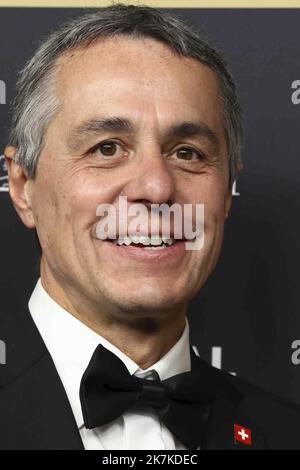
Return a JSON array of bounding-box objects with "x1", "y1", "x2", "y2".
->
[{"x1": 54, "y1": 36, "x2": 223, "y2": 133}]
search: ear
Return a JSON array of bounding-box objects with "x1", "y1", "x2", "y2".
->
[
  {"x1": 225, "y1": 191, "x2": 232, "y2": 220},
  {"x1": 4, "y1": 146, "x2": 36, "y2": 229},
  {"x1": 236, "y1": 161, "x2": 244, "y2": 174},
  {"x1": 225, "y1": 160, "x2": 244, "y2": 219}
]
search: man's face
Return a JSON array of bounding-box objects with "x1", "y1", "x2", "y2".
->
[{"x1": 25, "y1": 37, "x2": 231, "y2": 319}]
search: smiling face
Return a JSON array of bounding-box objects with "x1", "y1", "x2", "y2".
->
[{"x1": 22, "y1": 36, "x2": 232, "y2": 321}]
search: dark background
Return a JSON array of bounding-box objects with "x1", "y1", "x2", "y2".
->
[{"x1": 1, "y1": 8, "x2": 300, "y2": 404}]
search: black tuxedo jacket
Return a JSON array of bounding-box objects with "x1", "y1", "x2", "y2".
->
[{"x1": 1, "y1": 303, "x2": 300, "y2": 450}]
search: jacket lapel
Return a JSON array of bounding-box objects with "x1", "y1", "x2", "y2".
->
[
  {"x1": 190, "y1": 348, "x2": 266, "y2": 450},
  {"x1": 0, "y1": 302, "x2": 84, "y2": 450},
  {"x1": 0, "y1": 350, "x2": 84, "y2": 449},
  {"x1": 203, "y1": 393, "x2": 266, "y2": 450}
]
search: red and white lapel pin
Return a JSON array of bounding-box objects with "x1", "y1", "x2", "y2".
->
[{"x1": 234, "y1": 424, "x2": 252, "y2": 447}]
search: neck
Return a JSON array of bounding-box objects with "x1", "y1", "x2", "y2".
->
[
  {"x1": 40, "y1": 265, "x2": 187, "y2": 369},
  {"x1": 88, "y1": 315, "x2": 186, "y2": 369}
]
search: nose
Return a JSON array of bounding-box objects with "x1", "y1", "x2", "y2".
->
[{"x1": 123, "y1": 144, "x2": 176, "y2": 206}]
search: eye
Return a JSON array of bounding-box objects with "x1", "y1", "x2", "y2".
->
[
  {"x1": 175, "y1": 147, "x2": 205, "y2": 161},
  {"x1": 89, "y1": 140, "x2": 126, "y2": 160},
  {"x1": 99, "y1": 142, "x2": 117, "y2": 156},
  {"x1": 95, "y1": 141, "x2": 117, "y2": 156}
]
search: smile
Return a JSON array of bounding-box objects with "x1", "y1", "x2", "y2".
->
[
  {"x1": 101, "y1": 235, "x2": 190, "y2": 263},
  {"x1": 111, "y1": 235, "x2": 178, "y2": 248}
]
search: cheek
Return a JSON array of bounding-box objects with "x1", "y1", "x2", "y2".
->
[
  {"x1": 207, "y1": 196, "x2": 227, "y2": 225},
  {"x1": 190, "y1": 188, "x2": 227, "y2": 282},
  {"x1": 66, "y1": 176, "x2": 114, "y2": 220},
  {"x1": 32, "y1": 179, "x2": 59, "y2": 232},
  {"x1": 196, "y1": 179, "x2": 228, "y2": 226},
  {"x1": 59, "y1": 173, "x2": 124, "y2": 244}
]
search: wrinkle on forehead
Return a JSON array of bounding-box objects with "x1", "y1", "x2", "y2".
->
[
  {"x1": 44, "y1": 35, "x2": 226, "y2": 156},
  {"x1": 55, "y1": 35, "x2": 219, "y2": 100}
]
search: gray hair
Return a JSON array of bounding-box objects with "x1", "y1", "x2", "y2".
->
[{"x1": 8, "y1": 3, "x2": 243, "y2": 185}]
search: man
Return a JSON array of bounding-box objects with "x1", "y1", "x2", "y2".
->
[{"x1": 1, "y1": 4, "x2": 300, "y2": 450}]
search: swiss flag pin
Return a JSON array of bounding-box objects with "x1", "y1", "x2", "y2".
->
[{"x1": 234, "y1": 424, "x2": 252, "y2": 447}]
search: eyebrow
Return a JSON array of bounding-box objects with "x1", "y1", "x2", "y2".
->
[
  {"x1": 67, "y1": 117, "x2": 135, "y2": 152},
  {"x1": 66, "y1": 116, "x2": 220, "y2": 154},
  {"x1": 165, "y1": 121, "x2": 220, "y2": 154}
]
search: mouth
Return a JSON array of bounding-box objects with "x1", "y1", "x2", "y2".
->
[
  {"x1": 101, "y1": 235, "x2": 190, "y2": 263},
  {"x1": 109, "y1": 235, "x2": 180, "y2": 249}
]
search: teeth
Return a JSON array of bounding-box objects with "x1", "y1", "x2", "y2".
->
[
  {"x1": 139, "y1": 236, "x2": 151, "y2": 246},
  {"x1": 114, "y1": 237, "x2": 131, "y2": 246},
  {"x1": 124, "y1": 236, "x2": 131, "y2": 246},
  {"x1": 150, "y1": 237, "x2": 162, "y2": 246},
  {"x1": 113, "y1": 236, "x2": 177, "y2": 246},
  {"x1": 115, "y1": 238, "x2": 125, "y2": 245}
]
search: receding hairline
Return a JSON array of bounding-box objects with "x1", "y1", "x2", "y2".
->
[
  {"x1": 45, "y1": 33, "x2": 226, "y2": 143},
  {"x1": 54, "y1": 32, "x2": 218, "y2": 77}
]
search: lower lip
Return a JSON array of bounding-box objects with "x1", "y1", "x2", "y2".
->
[{"x1": 102, "y1": 240, "x2": 188, "y2": 263}]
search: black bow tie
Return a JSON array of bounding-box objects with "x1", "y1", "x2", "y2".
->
[{"x1": 79, "y1": 344, "x2": 238, "y2": 449}]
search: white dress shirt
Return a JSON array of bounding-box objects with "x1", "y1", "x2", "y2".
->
[{"x1": 28, "y1": 278, "x2": 191, "y2": 450}]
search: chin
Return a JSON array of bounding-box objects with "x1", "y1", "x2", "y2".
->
[
  {"x1": 97, "y1": 275, "x2": 193, "y2": 316},
  {"x1": 107, "y1": 287, "x2": 187, "y2": 317}
]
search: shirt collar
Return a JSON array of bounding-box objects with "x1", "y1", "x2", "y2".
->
[{"x1": 28, "y1": 278, "x2": 191, "y2": 429}]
